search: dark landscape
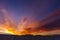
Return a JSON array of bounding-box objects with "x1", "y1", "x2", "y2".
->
[
  {"x1": 0, "y1": 0, "x2": 60, "y2": 40},
  {"x1": 0, "y1": 34, "x2": 60, "y2": 40}
]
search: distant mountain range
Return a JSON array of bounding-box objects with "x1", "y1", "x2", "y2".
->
[{"x1": 0, "y1": 34, "x2": 60, "y2": 40}]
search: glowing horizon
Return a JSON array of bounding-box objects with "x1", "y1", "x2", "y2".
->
[
  {"x1": 0, "y1": 8, "x2": 60, "y2": 36},
  {"x1": 0, "y1": 0, "x2": 60, "y2": 36}
]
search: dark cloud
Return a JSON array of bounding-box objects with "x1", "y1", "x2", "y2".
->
[
  {"x1": 40, "y1": 19, "x2": 60, "y2": 31},
  {"x1": 39, "y1": 9, "x2": 60, "y2": 23},
  {"x1": 24, "y1": 9, "x2": 60, "y2": 32},
  {"x1": 24, "y1": 19, "x2": 60, "y2": 32},
  {"x1": 36, "y1": 9, "x2": 60, "y2": 31}
]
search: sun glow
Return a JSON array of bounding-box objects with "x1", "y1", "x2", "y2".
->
[
  {"x1": 0, "y1": 9, "x2": 46, "y2": 36},
  {"x1": 0, "y1": 9, "x2": 60, "y2": 36}
]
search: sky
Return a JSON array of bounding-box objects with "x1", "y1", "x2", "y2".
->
[
  {"x1": 0, "y1": 0, "x2": 60, "y2": 22},
  {"x1": 0, "y1": 0, "x2": 60, "y2": 35}
]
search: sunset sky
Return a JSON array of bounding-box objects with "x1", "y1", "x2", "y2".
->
[
  {"x1": 0, "y1": 0, "x2": 60, "y2": 35},
  {"x1": 0, "y1": 0, "x2": 60, "y2": 21}
]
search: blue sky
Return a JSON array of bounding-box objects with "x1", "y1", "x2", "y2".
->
[{"x1": 0, "y1": 0, "x2": 60, "y2": 22}]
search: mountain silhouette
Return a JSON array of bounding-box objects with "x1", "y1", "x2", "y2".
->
[{"x1": 0, "y1": 34, "x2": 60, "y2": 40}]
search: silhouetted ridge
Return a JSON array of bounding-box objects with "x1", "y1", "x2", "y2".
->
[{"x1": 0, "y1": 34, "x2": 60, "y2": 40}]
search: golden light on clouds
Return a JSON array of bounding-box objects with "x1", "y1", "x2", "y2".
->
[{"x1": 0, "y1": 9, "x2": 60, "y2": 36}]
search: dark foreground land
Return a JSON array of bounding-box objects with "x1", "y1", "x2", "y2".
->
[{"x1": 0, "y1": 34, "x2": 60, "y2": 40}]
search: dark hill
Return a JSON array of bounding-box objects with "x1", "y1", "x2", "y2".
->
[{"x1": 0, "y1": 34, "x2": 60, "y2": 40}]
